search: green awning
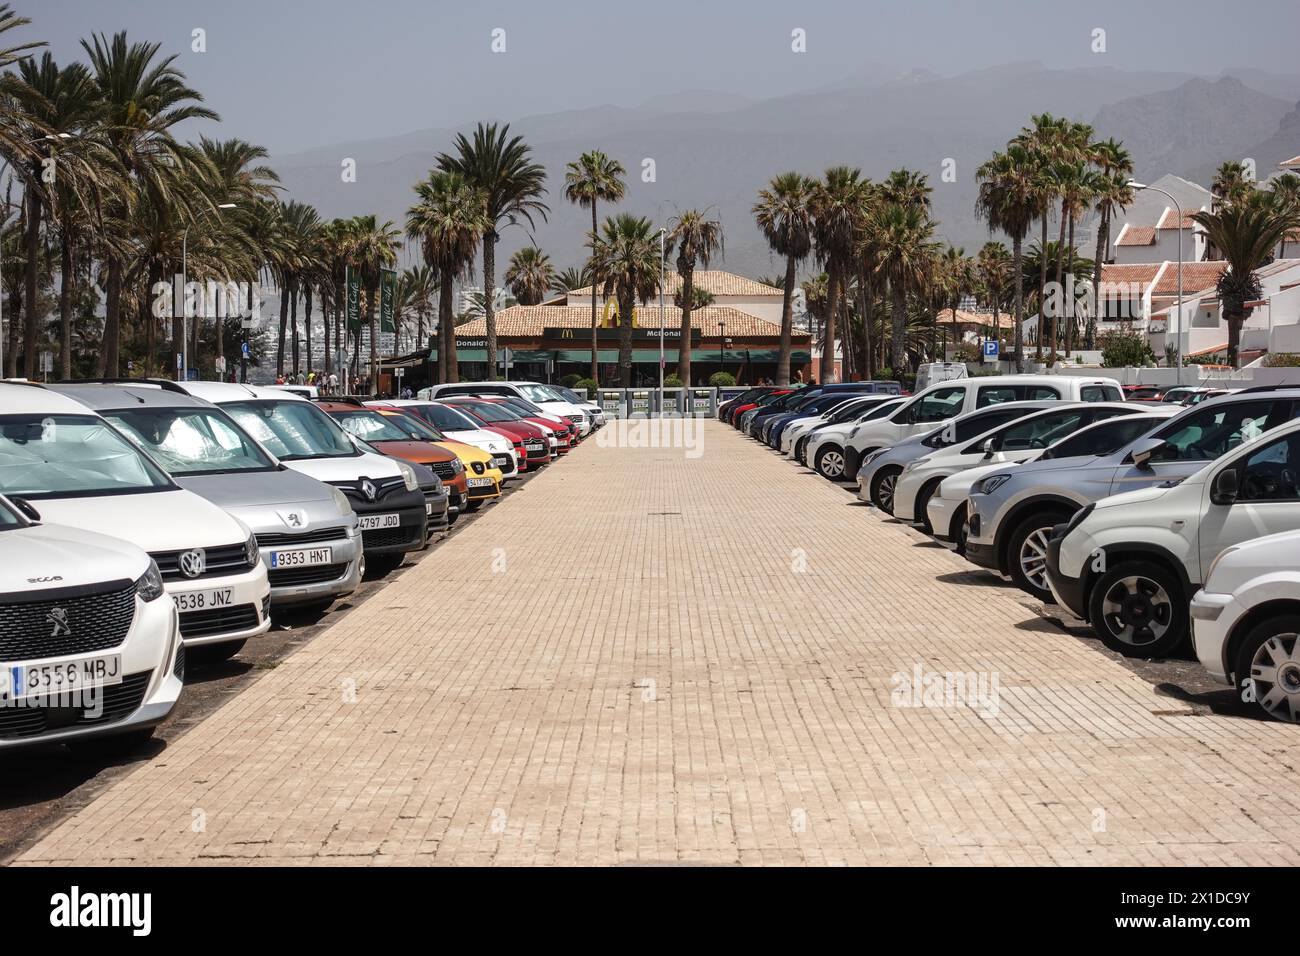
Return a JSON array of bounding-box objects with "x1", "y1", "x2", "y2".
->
[{"x1": 552, "y1": 349, "x2": 811, "y2": 364}]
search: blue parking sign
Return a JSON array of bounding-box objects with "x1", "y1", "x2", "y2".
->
[{"x1": 983, "y1": 339, "x2": 999, "y2": 359}]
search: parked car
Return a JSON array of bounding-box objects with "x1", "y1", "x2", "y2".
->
[
  {"x1": 913, "y1": 362, "x2": 968, "y2": 393},
  {"x1": 181, "y1": 383, "x2": 429, "y2": 569},
  {"x1": 55, "y1": 382, "x2": 363, "y2": 613},
  {"x1": 718, "y1": 387, "x2": 778, "y2": 423},
  {"x1": 801, "y1": 396, "x2": 909, "y2": 471},
  {"x1": 1190, "y1": 529, "x2": 1300, "y2": 722},
  {"x1": 856, "y1": 400, "x2": 1060, "y2": 514},
  {"x1": 418, "y1": 381, "x2": 592, "y2": 437},
  {"x1": 492, "y1": 396, "x2": 579, "y2": 449},
  {"x1": 965, "y1": 389, "x2": 1298, "y2": 602},
  {"x1": 368, "y1": 401, "x2": 519, "y2": 479},
  {"x1": 0, "y1": 492, "x2": 185, "y2": 750},
  {"x1": 927, "y1": 409, "x2": 1178, "y2": 553},
  {"x1": 812, "y1": 375, "x2": 1123, "y2": 481},
  {"x1": 450, "y1": 396, "x2": 570, "y2": 456},
  {"x1": 782, "y1": 395, "x2": 890, "y2": 459},
  {"x1": 728, "y1": 388, "x2": 795, "y2": 427},
  {"x1": 551, "y1": 385, "x2": 605, "y2": 427},
  {"x1": 1045, "y1": 415, "x2": 1300, "y2": 658},
  {"x1": 0, "y1": 384, "x2": 271, "y2": 663},
  {"x1": 1123, "y1": 384, "x2": 1166, "y2": 402},
  {"x1": 759, "y1": 385, "x2": 892, "y2": 448},
  {"x1": 740, "y1": 388, "x2": 807, "y2": 435},
  {"x1": 434, "y1": 399, "x2": 554, "y2": 469}
]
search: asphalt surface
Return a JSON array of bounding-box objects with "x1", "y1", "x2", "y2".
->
[{"x1": 0, "y1": 460, "x2": 549, "y2": 864}]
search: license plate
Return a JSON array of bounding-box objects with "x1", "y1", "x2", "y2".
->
[
  {"x1": 9, "y1": 654, "x2": 122, "y2": 701},
  {"x1": 492, "y1": 457, "x2": 510, "y2": 468},
  {"x1": 269, "y1": 547, "x2": 332, "y2": 569},
  {"x1": 357, "y1": 513, "x2": 400, "y2": 531},
  {"x1": 467, "y1": 477, "x2": 494, "y2": 488},
  {"x1": 174, "y1": 587, "x2": 235, "y2": 612}
]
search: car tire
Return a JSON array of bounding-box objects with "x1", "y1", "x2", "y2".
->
[
  {"x1": 1088, "y1": 560, "x2": 1189, "y2": 659},
  {"x1": 913, "y1": 478, "x2": 943, "y2": 533},
  {"x1": 814, "y1": 444, "x2": 847, "y2": 480},
  {"x1": 463, "y1": 499, "x2": 482, "y2": 513},
  {"x1": 949, "y1": 504, "x2": 969, "y2": 556},
  {"x1": 1232, "y1": 614, "x2": 1300, "y2": 722},
  {"x1": 1006, "y1": 510, "x2": 1069, "y2": 602},
  {"x1": 870, "y1": 466, "x2": 903, "y2": 514},
  {"x1": 367, "y1": 553, "x2": 405, "y2": 576}
]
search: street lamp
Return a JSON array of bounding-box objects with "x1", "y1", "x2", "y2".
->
[
  {"x1": 1129, "y1": 181, "x2": 1183, "y2": 385},
  {"x1": 658, "y1": 227, "x2": 666, "y2": 411},
  {"x1": 179, "y1": 202, "x2": 238, "y2": 381}
]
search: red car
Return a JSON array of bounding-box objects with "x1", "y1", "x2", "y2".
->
[
  {"x1": 369, "y1": 399, "x2": 531, "y2": 475},
  {"x1": 728, "y1": 388, "x2": 794, "y2": 427},
  {"x1": 488, "y1": 396, "x2": 579, "y2": 451},
  {"x1": 446, "y1": 396, "x2": 571, "y2": 457},
  {"x1": 439, "y1": 397, "x2": 556, "y2": 467}
]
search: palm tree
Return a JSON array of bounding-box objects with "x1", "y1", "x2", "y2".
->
[
  {"x1": 753, "y1": 172, "x2": 815, "y2": 385},
  {"x1": 1088, "y1": 140, "x2": 1134, "y2": 348},
  {"x1": 1212, "y1": 161, "x2": 1253, "y2": 211},
  {"x1": 437, "y1": 122, "x2": 548, "y2": 374},
  {"x1": 811, "y1": 166, "x2": 871, "y2": 383},
  {"x1": 406, "y1": 170, "x2": 489, "y2": 384},
  {"x1": 590, "y1": 213, "x2": 660, "y2": 387},
  {"x1": 1270, "y1": 173, "x2": 1300, "y2": 257},
  {"x1": 933, "y1": 246, "x2": 971, "y2": 358},
  {"x1": 1192, "y1": 192, "x2": 1300, "y2": 367},
  {"x1": 401, "y1": 263, "x2": 437, "y2": 350},
  {"x1": 504, "y1": 245, "x2": 554, "y2": 305},
  {"x1": 347, "y1": 214, "x2": 399, "y2": 392},
  {"x1": 551, "y1": 265, "x2": 591, "y2": 294},
  {"x1": 667, "y1": 209, "x2": 723, "y2": 386},
  {"x1": 976, "y1": 144, "x2": 1039, "y2": 372},
  {"x1": 563, "y1": 150, "x2": 626, "y2": 382},
  {"x1": 975, "y1": 241, "x2": 1012, "y2": 344},
  {"x1": 865, "y1": 197, "x2": 938, "y2": 372}
]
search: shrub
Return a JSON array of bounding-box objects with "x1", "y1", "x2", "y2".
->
[
  {"x1": 708, "y1": 371, "x2": 736, "y2": 387},
  {"x1": 1099, "y1": 327, "x2": 1156, "y2": 368},
  {"x1": 1264, "y1": 353, "x2": 1300, "y2": 367},
  {"x1": 559, "y1": 373, "x2": 582, "y2": 388},
  {"x1": 574, "y1": 377, "x2": 598, "y2": 397},
  {"x1": 663, "y1": 374, "x2": 683, "y2": 387}
]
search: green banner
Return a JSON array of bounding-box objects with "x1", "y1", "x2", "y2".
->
[
  {"x1": 380, "y1": 269, "x2": 396, "y2": 334},
  {"x1": 346, "y1": 266, "x2": 362, "y2": 332}
]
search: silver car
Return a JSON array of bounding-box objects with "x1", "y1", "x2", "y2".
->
[
  {"x1": 54, "y1": 383, "x2": 362, "y2": 612},
  {"x1": 963, "y1": 389, "x2": 1300, "y2": 601}
]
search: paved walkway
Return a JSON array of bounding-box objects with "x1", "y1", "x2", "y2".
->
[{"x1": 17, "y1": 420, "x2": 1300, "y2": 865}]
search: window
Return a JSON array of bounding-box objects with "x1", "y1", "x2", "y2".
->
[
  {"x1": 106, "y1": 408, "x2": 274, "y2": 476},
  {"x1": 223, "y1": 401, "x2": 356, "y2": 461},
  {"x1": 910, "y1": 386, "x2": 967, "y2": 423},
  {"x1": 418, "y1": 404, "x2": 478, "y2": 432},
  {"x1": 1080, "y1": 385, "x2": 1122, "y2": 402},
  {"x1": 1046, "y1": 416, "x2": 1159, "y2": 460},
  {"x1": 976, "y1": 385, "x2": 1018, "y2": 407},
  {"x1": 331, "y1": 410, "x2": 418, "y2": 443},
  {"x1": 0, "y1": 415, "x2": 173, "y2": 498},
  {"x1": 992, "y1": 409, "x2": 1085, "y2": 452},
  {"x1": 1151, "y1": 401, "x2": 1276, "y2": 463},
  {"x1": 1025, "y1": 385, "x2": 1062, "y2": 401},
  {"x1": 1238, "y1": 432, "x2": 1300, "y2": 502}
]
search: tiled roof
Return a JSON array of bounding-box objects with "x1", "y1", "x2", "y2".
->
[
  {"x1": 1099, "y1": 263, "x2": 1161, "y2": 293},
  {"x1": 1156, "y1": 208, "x2": 1199, "y2": 230},
  {"x1": 1281, "y1": 155, "x2": 1300, "y2": 168},
  {"x1": 455, "y1": 305, "x2": 802, "y2": 340},
  {"x1": 566, "y1": 270, "x2": 782, "y2": 298},
  {"x1": 1151, "y1": 261, "x2": 1226, "y2": 296},
  {"x1": 1116, "y1": 226, "x2": 1157, "y2": 246},
  {"x1": 935, "y1": 308, "x2": 1016, "y2": 329}
]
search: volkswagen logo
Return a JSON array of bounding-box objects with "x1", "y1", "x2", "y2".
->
[
  {"x1": 178, "y1": 548, "x2": 207, "y2": 579},
  {"x1": 360, "y1": 479, "x2": 378, "y2": 502},
  {"x1": 46, "y1": 607, "x2": 71, "y2": 638}
]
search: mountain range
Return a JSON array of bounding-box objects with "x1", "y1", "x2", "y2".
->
[{"x1": 268, "y1": 62, "x2": 1300, "y2": 283}]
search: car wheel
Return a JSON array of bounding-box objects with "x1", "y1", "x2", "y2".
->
[
  {"x1": 1006, "y1": 511, "x2": 1068, "y2": 601},
  {"x1": 950, "y1": 505, "x2": 969, "y2": 556},
  {"x1": 463, "y1": 499, "x2": 482, "y2": 513},
  {"x1": 1088, "y1": 561, "x2": 1189, "y2": 658},
  {"x1": 814, "y1": 445, "x2": 846, "y2": 479},
  {"x1": 913, "y1": 478, "x2": 942, "y2": 533},
  {"x1": 1233, "y1": 614, "x2": 1300, "y2": 722},
  {"x1": 870, "y1": 466, "x2": 903, "y2": 514}
]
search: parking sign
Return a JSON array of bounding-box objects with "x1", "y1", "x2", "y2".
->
[{"x1": 982, "y1": 339, "x2": 999, "y2": 362}]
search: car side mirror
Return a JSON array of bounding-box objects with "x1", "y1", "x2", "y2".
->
[
  {"x1": 1130, "y1": 437, "x2": 1166, "y2": 470},
  {"x1": 10, "y1": 497, "x2": 40, "y2": 522},
  {"x1": 1211, "y1": 467, "x2": 1239, "y2": 506},
  {"x1": 982, "y1": 437, "x2": 1000, "y2": 458}
]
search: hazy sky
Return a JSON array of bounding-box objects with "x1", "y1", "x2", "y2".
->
[{"x1": 37, "y1": 0, "x2": 1300, "y2": 155}]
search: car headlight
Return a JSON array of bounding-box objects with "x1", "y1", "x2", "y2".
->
[
  {"x1": 395, "y1": 459, "x2": 420, "y2": 491},
  {"x1": 978, "y1": 474, "x2": 1013, "y2": 495},
  {"x1": 134, "y1": 559, "x2": 165, "y2": 602},
  {"x1": 451, "y1": 458, "x2": 465, "y2": 475},
  {"x1": 329, "y1": 484, "x2": 352, "y2": 515},
  {"x1": 903, "y1": 456, "x2": 929, "y2": 474},
  {"x1": 1205, "y1": 545, "x2": 1239, "y2": 587},
  {"x1": 245, "y1": 532, "x2": 260, "y2": 567}
]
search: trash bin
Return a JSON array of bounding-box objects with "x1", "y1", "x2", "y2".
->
[
  {"x1": 687, "y1": 388, "x2": 715, "y2": 417},
  {"x1": 658, "y1": 388, "x2": 684, "y2": 417},
  {"x1": 627, "y1": 390, "x2": 653, "y2": 417},
  {"x1": 599, "y1": 389, "x2": 624, "y2": 419}
]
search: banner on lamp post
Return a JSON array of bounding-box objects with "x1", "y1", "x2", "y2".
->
[
  {"x1": 346, "y1": 266, "x2": 362, "y2": 332},
  {"x1": 380, "y1": 269, "x2": 396, "y2": 334}
]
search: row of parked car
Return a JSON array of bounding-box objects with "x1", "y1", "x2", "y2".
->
[
  {"x1": 722, "y1": 375, "x2": 1300, "y2": 724},
  {"x1": 0, "y1": 378, "x2": 603, "y2": 751}
]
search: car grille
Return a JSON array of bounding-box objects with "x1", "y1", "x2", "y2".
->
[
  {"x1": 566, "y1": 414, "x2": 583, "y2": 423},
  {"x1": 429, "y1": 462, "x2": 457, "y2": 480},
  {"x1": 469, "y1": 461, "x2": 486, "y2": 475},
  {"x1": 179, "y1": 603, "x2": 260, "y2": 639},
  {"x1": 0, "y1": 670, "x2": 152, "y2": 740},
  {"x1": 0, "y1": 580, "x2": 136, "y2": 662},
  {"x1": 268, "y1": 563, "x2": 349, "y2": 587},
  {"x1": 331, "y1": 476, "x2": 408, "y2": 504},
  {"x1": 362, "y1": 524, "x2": 422, "y2": 549},
  {"x1": 493, "y1": 456, "x2": 515, "y2": 474},
  {"x1": 172, "y1": 644, "x2": 186, "y2": 680},
  {"x1": 256, "y1": 527, "x2": 349, "y2": 547},
  {"x1": 151, "y1": 543, "x2": 248, "y2": 581},
  {"x1": 467, "y1": 483, "x2": 497, "y2": 500}
]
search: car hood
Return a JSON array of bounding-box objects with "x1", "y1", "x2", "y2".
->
[
  {"x1": 939, "y1": 461, "x2": 1010, "y2": 498},
  {"x1": 368, "y1": 439, "x2": 454, "y2": 464},
  {"x1": 445, "y1": 428, "x2": 508, "y2": 448},
  {"x1": 177, "y1": 467, "x2": 335, "y2": 509},
  {"x1": 283, "y1": 451, "x2": 404, "y2": 483},
  {"x1": 0, "y1": 522, "x2": 150, "y2": 593},
  {"x1": 33, "y1": 488, "x2": 250, "y2": 552},
  {"x1": 1094, "y1": 480, "x2": 1185, "y2": 511}
]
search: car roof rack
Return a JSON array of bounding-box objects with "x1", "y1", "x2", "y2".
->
[
  {"x1": 312, "y1": 395, "x2": 367, "y2": 407},
  {"x1": 56, "y1": 377, "x2": 190, "y2": 394}
]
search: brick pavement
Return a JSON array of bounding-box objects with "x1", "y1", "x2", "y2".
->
[{"x1": 15, "y1": 419, "x2": 1300, "y2": 865}]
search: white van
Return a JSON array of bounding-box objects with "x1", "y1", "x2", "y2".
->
[
  {"x1": 0, "y1": 384, "x2": 270, "y2": 662},
  {"x1": 913, "y1": 362, "x2": 968, "y2": 393},
  {"x1": 419, "y1": 381, "x2": 592, "y2": 437},
  {"x1": 814, "y1": 374, "x2": 1124, "y2": 481}
]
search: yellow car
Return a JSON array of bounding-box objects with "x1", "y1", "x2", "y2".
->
[{"x1": 374, "y1": 409, "x2": 503, "y2": 512}]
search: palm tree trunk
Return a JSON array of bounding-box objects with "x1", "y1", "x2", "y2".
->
[
  {"x1": 438, "y1": 277, "x2": 457, "y2": 383},
  {"x1": 590, "y1": 205, "x2": 599, "y2": 382},
  {"x1": 1051, "y1": 200, "x2": 1068, "y2": 360},
  {"x1": 617, "y1": 288, "x2": 634, "y2": 388},
  {"x1": 1089, "y1": 206, "x2": 1108, "y2": 351},
  {"x1": 677, "y1": 263, "x2": 693, "y2": 385},
  {"x1": 59, "y1": 232, "x2": 73, "y2": 379},
  {"x1": 1227, "y1": 305, "x2": 1243, "y2": 369},
  {"x1": 776, "y1": 253, "x2": 796, "y2": 385},
  {"x1": 890, "y1": 280, "x2": 907, "y2": 372},
  {"x1": 1064, "y1": 211, "x2": 1077, "y2": 356},
  {"x1": 860, "y1": 275, "x2": 874, "y2": 380},
  {"x1": 291, "y1": 284, "x2": 300, "y2": 376},
  {"x1": 1012, "y1": 234, "x2": 1025, "y2": 373},
  {"x1": 483, "y1": 234, "x2": 497, "y2": 374},
  {"x1": 101, "y1": 259, "x2": 121, "y2": 377},
  {"x1": 1037, "y1": 213, "x2": 1048, "y2": 361},
  {"x1": 276, "y1": 278, "x2": 290, "y2": 376},
  {"x1": 6, "y1": 285, "x2": 21, "y2": 378},
  {"x1": 821, "y1": 263, "x2": 839, "y2": 384},
  {"x1": 22, "y1": 186, "x2": 42, "y2": 379},
  {"x1": 305, "y1": 285, "x2": 313, "y2": 375}
]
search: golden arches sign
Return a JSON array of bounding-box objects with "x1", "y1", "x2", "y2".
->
[{"x1": 600, "y1": 300, "x2": 640, "y2": 329}]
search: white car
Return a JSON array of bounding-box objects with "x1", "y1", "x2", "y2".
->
[
  {"x1": 1046, "y1": 415, "x2": 1300, "y2": 659},
  {"x1": 180, "y1": 383, "x2": 429, "y2": 569},
  {"x1": 1191, "y1": 529, "x2": 1300, "y2": 722},
  {"x1": 891, "y1": 402, "x2": 1138, "y2": 527},
  {"x1": 419, "y1": 381, "x2": 592, "y2": 437},
  {"x1": 0, "y1": 493, "x2": 184, "y2": 750},
  {"x1": 780, "y1": 395, "x2": 888, "y2": 458},
  {"x1": 0, "y1": 384, "x2": 270, "y2": 662},
  {"x1": 802, "y1": 397, "x2": 909, "y2": 476},
  {"x1": 926, "y1": 410, "x2": 1178, "y2": 552},
  {"x1": 372, "y1": 399, "x2": 519, "y2": 477},
  {"x1": 817, "y1": 374, "x2": 1124, "y2": 481}
]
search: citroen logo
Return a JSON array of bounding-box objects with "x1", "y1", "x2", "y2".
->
[
  {"x1": 47, "y1": 607, "x2": 71, "y2": 638},
  {"x1": 360, "y1": 479, "x2": 378, "y2": 502},
  {"x1": 178, "y1": 548, "x2": 206, "y2": 579}
]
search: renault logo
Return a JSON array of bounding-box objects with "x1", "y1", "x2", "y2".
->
[
  {"x1": 360, "y1": 479, "x2": 378, "y2": 502},
  {"x1": 47, "y1": 607, "x2": 71, "y2": 638},
  {"x1": 178, "y1": 549, "x2": 206, "y2": 579}
]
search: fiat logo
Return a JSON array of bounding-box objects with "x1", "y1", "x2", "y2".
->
[{"x1": 178, "y1": 548, "x2": 206, "y2": 579}]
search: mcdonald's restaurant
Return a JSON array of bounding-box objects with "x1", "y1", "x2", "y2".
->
[{"x1": 422, "y1": 302, "x2": 814, "y2": 389}]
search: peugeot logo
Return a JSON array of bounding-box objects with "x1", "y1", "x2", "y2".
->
[
  {"x1": 47, "y1": 607, "x2": 71, "y2": 638},
  {"x1": 281, "y1": 510, "x2": 305, "y2": 528},
  {"x1": 360, "y1": 479, "x2": 378, "y2": 502},
  {"x1": 178, "y1": 548, "x2": 206, "y2": 579}
]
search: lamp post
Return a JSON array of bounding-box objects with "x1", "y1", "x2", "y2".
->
[
  {"x1": 179, "y1": 202, "x2": 238, "y2": 381},
  {"x1": 1128, "y1": 181, "x2": 1183, "y2": 385},
  {"x1": 717, "y1": 320, "x2": 727, "y2": 380},
  {"x1": 658, "y1": 227, "x2": 666, "y2": 412}
]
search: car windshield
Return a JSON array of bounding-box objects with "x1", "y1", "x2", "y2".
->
[
  {"x1": 105, "y1": 407, "x2": 276, "y2": 476},
  {"x1": 0, "y1": 414, "x2": 173, "y2": 498},
  {"x1": 516, "y1": 384, "x2": 557, "y2": 404},
  {"x1": 418, "y1": 403, "x2": 479, "y2": 432},
  {"x1": 457, "y1": 402, "x2": 518, "y2": 423},
  {"x1": 826, "y1": 400, "x2": 873, "y2": 423},
  {"x1": 555, "y1": 387, "x2": 585, "y2": 403},
  {"x1": 222, "y1": 400, "x2": 357, "y2": 460},
  {"x1": 1041, "y1": 415, "x2": 1160, "y2": 460},
  {"x1": 383, "y1": 411, "x2": 445, "y2": 442},
  {"x1": 330, "y1": 409, "x2": 421, "y2": 443},
  {"x1": 503, "y1": 397, "x2": 546, "y2": 415}
]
